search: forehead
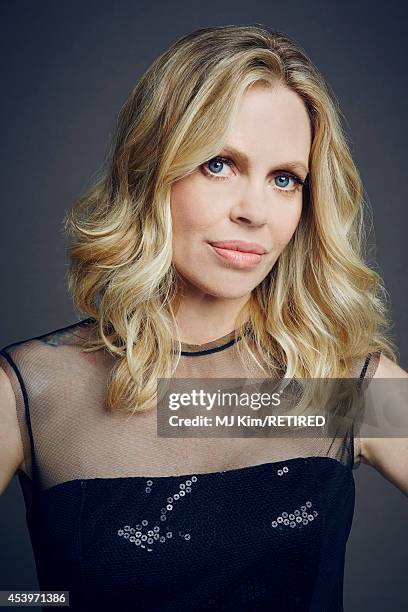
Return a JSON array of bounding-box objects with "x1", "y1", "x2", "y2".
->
[{"x1": 226, "y1": 83, "x2": 312, "y2": 163}]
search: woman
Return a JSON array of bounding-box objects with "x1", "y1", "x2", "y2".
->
[{"x1": 0, "y1": 24, "x2": 407, "y2": 612}]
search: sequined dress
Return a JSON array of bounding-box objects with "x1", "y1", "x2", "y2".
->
[{"x1": 0, "y1": 318, "x2": 381, "y2": 611}]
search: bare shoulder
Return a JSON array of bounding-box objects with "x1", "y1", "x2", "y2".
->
[
  {"x1": 0, "y1": 366, "x2": 25, "y2": 495},
  {"x1": 359, "y1": 353, "x2": 408, "y2": 497},
  {"x1": 372, "y1": 352, "x2": 408, "y2": 379}
]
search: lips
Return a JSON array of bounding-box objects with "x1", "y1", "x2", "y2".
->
[
  {"x1": 208, "y1": 243, "x2": 264, "y2": 268},
  {"x1": 208, "y1": 240, "x2": 267, "y2": 255}
]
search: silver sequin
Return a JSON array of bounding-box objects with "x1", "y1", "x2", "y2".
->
[
  {"x1": 271, "y1": 500, "x2": 319, "y2": 531},
  {"x1": 118, "y1": 474, "x2": 199, "y2": 552}
]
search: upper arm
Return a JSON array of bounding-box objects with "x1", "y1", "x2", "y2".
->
[
  {"x1": 359, "y1": 353, "x2": 408, "y2": 497},
  {"x1": 0, "y1": 365, "x2": 24, "y2": 495}
]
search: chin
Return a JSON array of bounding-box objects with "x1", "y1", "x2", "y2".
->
[
  {"x1": 196, "y1": 281, "x2": 254, "y2": 300},
  {"x1": 175, "y1": 268, "x2": 258, "y2": 299}
]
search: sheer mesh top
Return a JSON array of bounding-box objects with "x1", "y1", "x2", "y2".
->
[{"x1": 0, "y1": 318, "x2": 381, "y2": 611}]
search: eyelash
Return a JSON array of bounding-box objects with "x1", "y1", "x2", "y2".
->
[{"x1": 201, "y1": 156, "x2": 306, "y2": 195}]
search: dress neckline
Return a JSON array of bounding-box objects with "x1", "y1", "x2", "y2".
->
[
  {"x1": 180, "y1": 329, "x2": 242, "y2": 355},
  {"x1": 30, "y1": 455, "x2": 354, "y2": 501}
]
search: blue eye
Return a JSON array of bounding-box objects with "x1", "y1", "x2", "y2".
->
[
  {"x1": 207, "y1": 159, "x2": 225, "y2": 174},
  {"x1": 275, "y1": 175, "x2": 292, "y2": 189},
  {"x1": 202, "y1": 156, "x2": 233, "y2": 179}
]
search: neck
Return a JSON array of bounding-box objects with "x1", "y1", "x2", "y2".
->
[{"x1": 171, "y1": 288, "x2": 251, "y2": 345}]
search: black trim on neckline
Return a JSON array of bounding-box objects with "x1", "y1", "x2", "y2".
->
[{"x1": 180, "y1": 336, "x2": 240, "y2": 357}]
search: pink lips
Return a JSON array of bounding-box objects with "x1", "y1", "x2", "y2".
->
[
  {"x1": 209, "y1": 240, "x2": 266, "y2": 254},
  {"x1": 208, "y1": 240, "x2": 265, "y2": 268}
]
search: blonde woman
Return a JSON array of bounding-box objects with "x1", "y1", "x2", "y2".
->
[{"x1": 0, "y1": 24, "x2": 407, "y2": 612}]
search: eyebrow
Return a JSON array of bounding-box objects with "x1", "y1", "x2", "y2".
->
[{"x1": 220, "y1": 145, "x2": 309, "y2": 177}]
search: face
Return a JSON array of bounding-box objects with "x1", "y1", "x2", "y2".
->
[{"x1": 170, "y1": 83, "x2": 312, "y2": 303}]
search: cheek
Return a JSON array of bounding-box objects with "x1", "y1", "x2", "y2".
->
[
  {"x1": 170, "y1": 176, "x2": 223, "y2": 233},
  {"x1": 269, "y1": 199, "x2": 302, "y2": 250}
]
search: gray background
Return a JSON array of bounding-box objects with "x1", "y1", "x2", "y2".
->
[{"x1": 0, "y1": 1, "x2": 407, "y2": 610}]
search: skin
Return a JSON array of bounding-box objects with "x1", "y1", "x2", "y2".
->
[
  {"x1": 170, "y1": 82, "x2": 311, "y2": 344},
  {"x1": 362, "y1": 357, "x2": 408, "y2": 496}
]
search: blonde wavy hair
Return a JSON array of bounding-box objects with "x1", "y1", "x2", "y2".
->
[{"x1": 63, "y1": 24, "x2": 398, "y2": 415}]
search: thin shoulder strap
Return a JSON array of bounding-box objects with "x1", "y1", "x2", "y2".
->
[
  {"x1": 359, "y1": 353, "x2": 372, "y2": 379},
  {"x1": 357, "y1": 350, "x2": 382, "y2": 390},
  {"x1": 350, "y1": 352, "x2": 379, "y2": 469},
  {"x1": 0, "y1": 348, "x2": 41, "y2": 493}
]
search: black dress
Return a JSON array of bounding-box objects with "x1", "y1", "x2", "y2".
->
[{"x1": 0, "y1": 319, "x2": 381, "y2": 611}]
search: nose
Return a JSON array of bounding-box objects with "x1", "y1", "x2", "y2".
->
[{"x1": 230, "y1": 177, "x2": 269, "y2": 226}]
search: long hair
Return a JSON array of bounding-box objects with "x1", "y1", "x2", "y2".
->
[{"x1": 63, "y1": 24, "x2": 398, "y2": 414}]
